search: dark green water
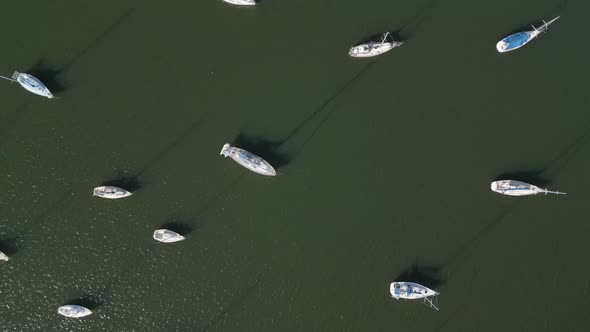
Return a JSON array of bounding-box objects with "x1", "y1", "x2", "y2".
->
[{"x1": 1, "y1": 0, "x2": 589, "y2": 331}]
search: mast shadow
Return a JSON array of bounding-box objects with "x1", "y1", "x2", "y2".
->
[
  {"x1": 101, "y1": 174, "x2": 143, "y2": 193},
  {"x1": 394, "y1": 264, "x2": 445, "y2": 289},
  {"x1": 232, "y1": 133, "x2": 292, "y2": 170},
  {"x1": 441, "y1": 201, "x2": 521, "y2": 271},
  {"x1": 279, "y1": 61, "x2": 376, "y2": 157},
  {"x1": 494, "y1": 169, "x2": 550, "y2": 187},
  {"x1": 396, "y1": 0, "x2": 439, "y2": 40},
  {"x1": 58, "y1": 8, "x2": 136, "y2": 74}
]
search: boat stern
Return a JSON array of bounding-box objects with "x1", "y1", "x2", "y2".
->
[
  {"x1": 490, "y1": 181, "x2": 499, "y2": 191},
  {"x1": 389, "y1": 282, "x2": 400, "y2": 299},
  {"x1": 496, "y1": 41, "x2": 508, "y2": 53},
  {"x1": 92, "y1": 186, "x2": 103, "y2": 196},
  {"x1": 220, "y1": 143, "x2": 231, "y2": 157}
]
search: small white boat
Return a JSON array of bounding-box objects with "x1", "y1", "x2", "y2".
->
[
  {"x1": 390, "y1": 281, "x2": 439, "y2": 310},
  {"x1": 92, "y1": 186, "x2": 132, "y2": 199},
  {"x1": 153, "y1": 229, "x2": 185, "y2": 243},
  {"x1": 0, "y1": 71, "x2": 53, "y2": 98},
  {"x1": 349, "y1": 32, "x2": 403, "y2": 58},
  {"x1": 57, "y1": 305, "x2": 93, "y2": 318},
  {"x1": 223, "y1": 0, "x2": 256, "y2": 5},
  {"x1": 220, "y1": 143, "x2": 277, "y2": 176},
  {"x1": 0, "y1": 251, "x2": 8, "y2": 261},
  {"x1": 490, "y1": 180, "x2": 565, "y2": 196},
  {"x1": 496, "y1": 16, "x2": 559, "y2": 53}
]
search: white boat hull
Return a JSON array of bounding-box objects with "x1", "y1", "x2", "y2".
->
[
  {"x1": 220, "y1": 143, "x2": 276, "y2": 176},
  {"x1": 0, "y1": 251, "x2": 8, "y2": 261},
  {"x1": 93, "y1": 186, "x2": 132, "y2": 199},
  {"x1": 58, "y1": 305, "x2": 92, "y2": 318},
  {"x1": 496, "y1": 16, "x2": 559, "y2": 53},
  {"x1": 349, "y1": 42, "x2": 402, "y2": 58},
  {"x1": 15, "y1": 72, "x2": 53, "y2": 98},
  {"x1": 496, "y1": 31, "x2": 537, "y2": 53},
  {"x1": 349, "y1": 33, "x2": 403, "y2": 58},
  {"x1": 223, "y1": 0, "x2": 256, "y2": 5},
  {"x1": 490, "y1": 180, "x2": 565, "y2": 196},
  {"x1": 153, "y1": 229, "x2": 185, "y2": 243},
  {"x1": 390, "y1": 281, "x2": 438, "y2": 300}
]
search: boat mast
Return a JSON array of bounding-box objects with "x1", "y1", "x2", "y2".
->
[{"x1": 379, "y1": 32, "x2": 390, "y2": 46}]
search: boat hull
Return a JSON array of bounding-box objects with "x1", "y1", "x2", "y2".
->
[
  {"x1": 349, "y1": 41, "x2": 403, "y2": 58},
  {"x1": 390, "y1": 282, "x2": 438, "y2": 300},
  {"x1": 490, "y1": 180, "x2": 541, "y2": 196},
  {"x1": 93, "y1": 186, "x2": 133, "y2": 199},
  {"x1": 58, "y1": 305, "x2": 92, "y2": 318},
  {"x1": 496, "y1": 17, "x2": 559, "y2": 53},
  {"x1": 0, "y1": 251, "x2": 8, "y2": 261},
  {"x1": 153, "y1": 229, "x2": 185, "y2": 243},
  {"x1": 223, "y1": 0, "x2": 256, "y2": 5},
  {"x1": 16, "y1": 73, "x2": 53, "y2": 98},
  {"x1": 496, "y1": 31, "x2": 536, "y2": 53},
  {"x1": 220, "y1": 143, "x2": 276, "y2": 176}
]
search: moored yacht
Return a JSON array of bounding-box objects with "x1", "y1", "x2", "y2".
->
[
  {"x1": 0, "y1": 71, "x2": 53, "y2": 98},
  {"x1": 92, "y1": 186, "x2": 132, "y2": 199},
  {"x1": 153, "y1": 229, "x2": 185, "y2": 243},
  {"x1": 0, "y1": 251, "x2": 8, "y2": 262},
  {"x1": 223, "y1": 0, "x2": 256, "y2": 5},
  {"x1": 220, "y1": 143, "x2": 276, "y2": 176},
  {"x1": 490, "y1": 180, "x2": 565, "y2": 196},
  {"x1": 496, "y1": 16, "x2": 560, "y2": 53},
  {"x1": 349, "y1": 32, "x2": 403, "y2": 58},
  {"x1": 57, "y1": 305, "x2": 93, "y2": 318},
  {"x1": 390, "y1": 281, "x2": 439, "y2": 310}
]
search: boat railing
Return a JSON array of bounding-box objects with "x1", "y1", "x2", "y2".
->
[
  {"x1": 378, "y1": 32, "x2": 391, "y2": 46},
  {"x1": 422, "y1": 294, "x2": 439, "y2": 311},
  {"x1": 533, "y1": 16, "x2": 560, "y2": 33}
]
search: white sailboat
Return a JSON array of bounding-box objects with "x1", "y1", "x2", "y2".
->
[
  {"x1": 0, "y1": 251, "x2": 8, "y2": 262},
  {"x1": 496, "y1": 16, "x2": 560, "y2": 53},
  {"x1": 92, "y1": 186, "x2": 132, "y2": 199},
  {"x1": 390, "y1": 281, "x2": 439, "y2": 310},
  {"x1": 153, "y1": 229, "x2": 185, "y2": 243},
  {"x1": 349, "y1": 32, "x2": 403, "y2": 58},
  {"x1": 220, "y1": 143, "x2": 276, "y2": 176},
  {"x1": 223, "y1": 0, "x2": 256, "y2": 6},
  {"x1": 57, "y1": 305, "x2": 93, "y2": 318},
  {"x1": 0, "y1": 71, "x2": 53, "y2": 98},
  {"x1": 490, "y1": 180, "x2": 565, "y2": 196}
]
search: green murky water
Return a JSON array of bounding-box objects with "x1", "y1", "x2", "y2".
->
[{"x1": 1, "y1": 0, "x2": 589, "y2": 331}]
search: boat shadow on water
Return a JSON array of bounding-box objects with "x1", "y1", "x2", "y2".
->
[
  {"x1": 158, "y1": 219, "x2": 196, "y2": 236},
  {"x1": 494, "y1": 169, "x2": 551, "y2": 187},
  {"x1": 0, "y1": 237, "x2": 20, "y2": 257},
  {"x1": 394, "y1": 264, "x2": 445, "y2": 290},
  {"x1": 232, "y1": 133, "x2": 292, "y2": 170},
  {"x1": 101, "y1": 175, "x2": 143, "y2": 193},
  {"x1": 25, "y1": 60, "x2": 67, "y2": 95},
  {"x1": 64, "y1": 292, "x2": 105, "y2": 310}
]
